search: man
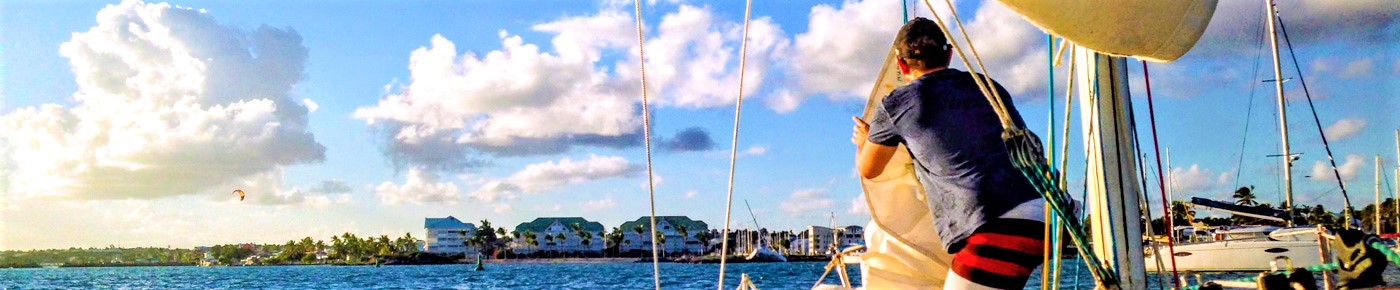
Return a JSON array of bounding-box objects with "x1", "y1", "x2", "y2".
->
[{"x1": 851, "y1": 17, "x2": 1045, "y2": 290}]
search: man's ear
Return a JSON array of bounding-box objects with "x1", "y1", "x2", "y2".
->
[{"x1": 897, "y1": 58, "x2": 910, "y2": 75}]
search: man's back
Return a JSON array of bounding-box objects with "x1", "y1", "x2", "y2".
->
[{"x1": 867, "y1": 68, "x2": 1039, "y2": 252}]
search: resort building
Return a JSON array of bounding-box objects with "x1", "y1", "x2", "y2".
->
[
  {"x1": 424, "y1": 216, "x2": 477, "y2": 255},
  {"x1": 511, "y1": 217, "x2": 605, "y2": 255},
  {"x1": 802, "y1": 225, "x2": 864, "y2": 255},
  {"x1": 619, "y1": 216, "x2": 710, "y2": 254}
]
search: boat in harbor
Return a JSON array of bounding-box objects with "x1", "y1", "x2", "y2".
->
[{"x1": 39, "y1": 262, "x2": 63, "y2": 269}]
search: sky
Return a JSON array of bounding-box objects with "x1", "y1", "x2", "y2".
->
[{"x1": 0, "y1": 0, "x2": 1396, "y2": 250}]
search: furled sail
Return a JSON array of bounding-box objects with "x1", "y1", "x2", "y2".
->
[
  {"x1": 995, "y1": 0, "x2": 1219, "y2": 62},
  {"x1": 857, "y1": 47, "x2": 954, "y2": 288},
  {"x1": 1189, "y1": 197, "x2": 1287, "y2": 223}
]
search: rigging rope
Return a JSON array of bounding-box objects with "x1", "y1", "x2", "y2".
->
[
  {"x1": 716, "y1": 0, "x2": 755, "y2": 288},
  {"x1": 1053, "y1": 45, "x2": 1077, "y2": 290},
  {"x1": 1141, "y1": 61, "x2": 1181, "y2": 286},
  {"x1": 920, "y1": 0, "x2": 1120, "y2": 286},
  {"x1": 630, "y1": 1, "x2": 662, "y2": 289}
]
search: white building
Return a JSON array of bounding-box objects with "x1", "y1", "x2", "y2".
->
[
  {"x1": 803, "y1": 225, "x2": 865, "y2": 255},
  {"x1": 424, "y1": 216, "x2": 476, "y2": 255},
  {"x1": 511, "y1": 217, "x2": 605, "y2": 254},
  {"x1": 620, "y1": 216, "x2": 709, "y2": 254}
]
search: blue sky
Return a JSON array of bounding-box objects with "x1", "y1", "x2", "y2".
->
[{"x1": 1, "y1": 0, "x2": 1396, "y2": 250}]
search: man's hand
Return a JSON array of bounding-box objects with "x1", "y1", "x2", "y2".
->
[{"x1": 851, "y1": 116, "x2": 869, "y2": 148}]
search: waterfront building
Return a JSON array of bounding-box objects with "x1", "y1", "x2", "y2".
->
[
  {"x1": 424, "y1": 216, "x2": 477, "y2": 255},
  {"x1": 802, "y1": 225, "x2": 865, "y2": 255},
  {"x1": 512, "y1": 217, "x2": 605, "y2": 255},
  {"x1": 619, "y1": 216, "x2": 709, "y2": 254}
]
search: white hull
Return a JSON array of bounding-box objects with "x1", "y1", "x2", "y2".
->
[{"x1": 1145, "y1": 240, "x2": 1324, "y2": 272}]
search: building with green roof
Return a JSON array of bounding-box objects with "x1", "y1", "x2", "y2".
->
[
  {"x1": 511, "y1": 217, "x2": 605, "y2": 254},
  {"x1": 618, "y1": 216, "x2": 710, "y2": 254}
]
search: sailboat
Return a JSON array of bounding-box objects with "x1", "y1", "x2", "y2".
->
[
  {"x1": 1145, "y1": 0, "x2": 1353, "y2": 272},
  {"x1": 742, "y1": 201, "x2": 786, "y2": 262}
]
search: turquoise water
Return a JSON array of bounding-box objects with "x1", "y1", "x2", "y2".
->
[{"x1": 2, "y1": 260, "x2": 1397, "y2": 289}]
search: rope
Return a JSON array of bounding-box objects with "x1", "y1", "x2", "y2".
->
[
  {"x1": 1041, "y1": 34, "x2": 1055, "y2": 290},
  {"x1": 920, "y1": 0, "x2": 1120, "y2": 286},
  {"x1": 1142, "y1": 61, "x2": 1181, "y2": 286},
  {"x1": 630, "y1": 2, "x2": 662, "y2": 289},
  {"x1": 1052, "y1": 45, "x2": 1076, "y2": 290},
  {"x1": 716, "y1": 1, "x2": 754, "y2": 288}
]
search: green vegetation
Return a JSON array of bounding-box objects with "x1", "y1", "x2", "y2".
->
[{"x1": 0, "y1": 232, "x2": 423, "y2": 268}]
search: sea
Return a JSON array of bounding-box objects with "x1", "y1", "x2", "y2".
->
[{"x1": 3, "y1": 260, "x2": 1399, "y2": 289}]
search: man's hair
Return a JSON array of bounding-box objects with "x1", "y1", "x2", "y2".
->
[{"x1": 895, "y1": 17, "x2": 951, "y2": 71}]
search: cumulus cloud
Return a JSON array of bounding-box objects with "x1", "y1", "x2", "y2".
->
[
  {"x1": 1322, "y1": 118, "x2": 1366, "y2": 141},
  {"x1": 785, "y1": 0, "x2": 1055, "y2": 109},
  {"x1": 1339, "y1": 58, "x2": 1375, "y2": 79},
  {"x1": 584, "y1": 197, "x2": 618, "y2": 211},
  {"x1": 375, "y1": 168, "x2": 460, "y2": 205},
  {"x1": 779, "y1": 188, "x2": 836, "y2": 215},
  {"x1": 659, "y1": 127, "x2": 716, "y2": 152},
  {"x1": 356, "y1": 5, "x2": 785, "y2": 172},
  {"x1": 229, "y1": 169, "x2": 351, "y2": 207},
  {"x1": 1311, "y1": 154, "x2": 1366, "y2": 182},
  {"x1": 848, "y1": 194, "x2": 868, "y2": 215},
  {"x1": 0, "y1": 1, "x2": 324, "y2": 200},
  {"x1": 469, "y1": 155, "x2": 640, "y2": 202},
  {"x1": 684, "y1": 190, "x2": 699, "y2": 199},
  {"x1": 1169, "y1": 164, "x2": 1231, "y2": 192},
  {"x1": 788, "y1": 0, "x2": 901, "y2": 102},
  {"x1": 493, "y1": 203, "x2": 514, "y2": 213}
]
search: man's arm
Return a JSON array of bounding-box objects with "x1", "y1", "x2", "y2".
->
[{"x1": 852, "y1": 117, "x2": 898, "y2": 179}]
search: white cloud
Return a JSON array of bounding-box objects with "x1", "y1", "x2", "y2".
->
[
  {"x1": 848, "y1": 194, "x2": 868, "y2": 215},
  {"x1": 779, "y1": 188, "x2": 836, "y2": 215},
  {"x1": 1339, "y1": 58, "x2": 1375, "y2": 79},
  {"x1": 620, "y1": 5, "x2": 788, "y2": 108},
  {"x1": 741, "y1": 145, "x2": 768, "y2": 157},
  {"x1": 375, "y1": 168, "x2": 460, "y2": 205},
  {"x1": 1322, "y1": 118, "x2": 1367, "y2": 141},
  {"x1": 493, "y1": 203, "x2": 514, "y2": 214},
  {"x1": 789, "y1": 0, "x2": 901, "y2": 101},
  {"x1": 765, "y1": 88, "x2": 801, "y2": 113},
  {"x1": 231, "y1": 169, "x2": 352, "y2": 207},
  {"x1": 355, "y1": 5, "x2": 785, "y2": 170},
  {"x1": 469, "y1": 155, "x2": 640, "y2": 202},
  {"x1": 0, "y1": 1, "x2": 324, "y2": 201},
  {"x1": 1169, "y1": 164, "x2": 1229, "y2": 192},
  {"x1": 1311, "y1": 154, "x2": 1366, "y2": 182},
  {"x1": 684, "y1": 190, "x2": 699, "y2": 199},
  {"x1": 584, "y1": 197, "x2": 618, "y2": 211},
  {"x1": 302, "y1": 99, "x2": 319, "y2": 113}
]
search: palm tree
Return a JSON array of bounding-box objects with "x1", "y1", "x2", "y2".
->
[
  {"x1": 675, "y1": 224, "x2": 689, "y2": 254},
  {"x1": 570, "y1": 223, "x2": 584, "y2": 255},
  {"x1": 632, "y1": 225, "x2": 646, "y2": 258},
  {"x1": 1234, "y1": 186, "x2": 1258, "y2": 206},
  {"x1": 580, "y1": 231, "x2": 594, "y2": 256},
  {"x1": 653, "y1": 231, "x2": 667, "y2": 256},
  {"x1": 693, "y1": 231, "x2": 713, "y2": 255},
  {"x1": 555, "y1": 233, "x2": 568, "y2": 257},
  {"x1": 605, "y1": 227, "x2": 624, "y2": 257}
]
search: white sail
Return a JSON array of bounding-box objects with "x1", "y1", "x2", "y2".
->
[
  {"x1": 856, "y1": 47, "x2": 954, "y2": 289},
  {"x1": 996, "y1": 0, "x2": 1219, "y2": 63}
]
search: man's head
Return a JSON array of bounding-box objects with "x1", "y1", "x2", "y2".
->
[{"x1": 895, "y1": 17, "x2": 951, "y2": 73}]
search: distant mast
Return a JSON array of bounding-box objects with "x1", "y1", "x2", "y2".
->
[{"x1": 1264, "y1": 0, "x2": 1295, "y2": 226}]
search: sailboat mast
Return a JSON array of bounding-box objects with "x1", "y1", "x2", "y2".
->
[
  {"x1": 1395, "y1": 130, "x2": 1399, "y2": 234},
  {"x1": 1264, "y1": 0, "x2": 1295, "y2": 226},
  {"x1": 1376, "y1": 155, "x2": 1382, "y2": 232},
  {"x1": 1076, "y1": 48, "x2": 1147, "y2": 288}
]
